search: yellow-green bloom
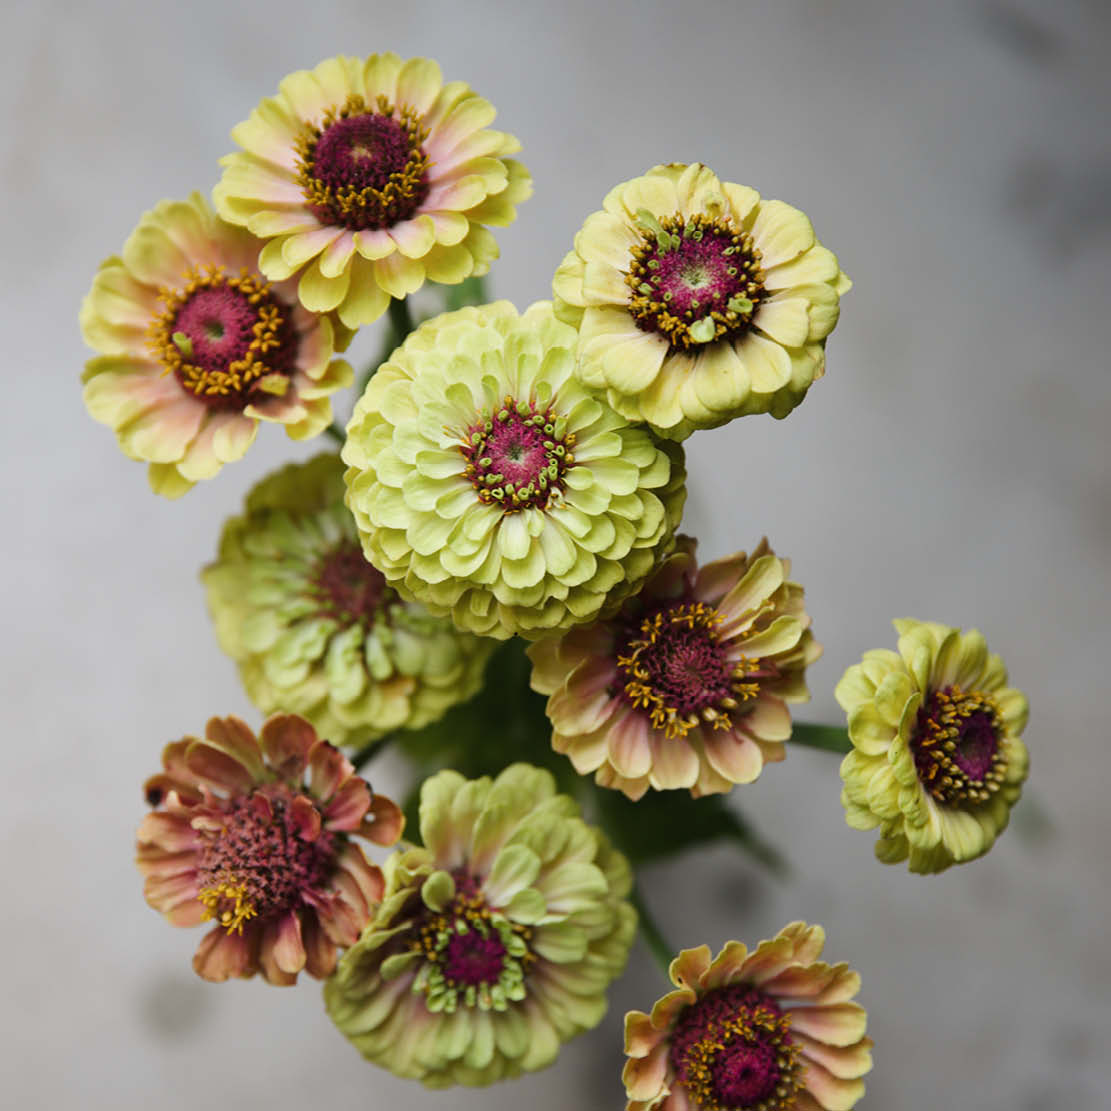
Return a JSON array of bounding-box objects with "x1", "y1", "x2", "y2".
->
[
  {"x1": 837, "y1": 619, "x2": 1030, "y2": 874},
  {"x1": 529, "y1": 536, "x2": 819, "y2": 799},
  {"x1": 214, "y1": 54, "x2": 531, "y2": 328},
  {"x1": 342, "y1": 301, "x2": 686, "y2": 639},
  {"x1": 202, "y1": 454, "x2": 493, "y2": 748},
  {"x1": 553, "y1": 163, "x2": 850, "y2": 440},
  {"x1": 623, "y1": 923, "x2": 872, "y2": 1111},
  {"x1": 80, "y1": 193, "x2": 352, "y2": 497},
  {"x1": 324, "y1": 764, "x2": 636, "y2": 1086}
]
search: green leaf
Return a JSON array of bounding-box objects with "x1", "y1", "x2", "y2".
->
[{"x1": 790, "y1": 723, "x2": 852, "y2": 754}]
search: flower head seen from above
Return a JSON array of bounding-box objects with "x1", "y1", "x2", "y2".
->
[
  {"x1": 553, "y1": 163, "x2": 850, "y2": 440},
  {"x1": 324, "y1": 764, "x2": 636, "y2": 1086},
  {"x1": 202, "y1": 454, "x2": 494, "y2": 749},
  {"x1": 624, "y1": 923, "x2": 872, "y2": 1111},
  {"x1": 80, "y1": 193, "x2": 352, "y2": 498},
  {"x1": 837, "y1": 618, "x2": 1030, "y2": 874},
  {"x1": 529, "y1": 536, "x2": 819, "y2": 799},
  {"x1": 136, "y1": 714, "x2": 403, "y2": 984},
  {"x1": 342, "y1": 300, "x2": 686, "y2": 639},
  {"x1": 214, "y1": 53, "x2": 532, "y2": 328}
]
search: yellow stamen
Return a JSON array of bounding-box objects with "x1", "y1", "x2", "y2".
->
[{"x1": 198, "y1": 877, "x2": 257, "y2": 935}]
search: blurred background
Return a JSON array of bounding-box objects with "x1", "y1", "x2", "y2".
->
[{"x1": 2, "y1": 0, "x2": 1109, "y2": 1106}]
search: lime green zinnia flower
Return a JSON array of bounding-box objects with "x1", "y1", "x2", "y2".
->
[
  {"x1": 214, "y1": 53, "x2": 531, "y2": 328},
  {"x1": 837, "y1": 618, "x2": 1030, "y2": 874},
  {"x1": 553, "y1": 163, "x2": 850, "y2": 440},
  {"x1": 80, "y1": 193, "x2": 352, "y2": 498},
  {"x1": 324, "y1": 764, "x2": 636, "y2": 1086},
  {"x1": 202, "y1": 454, "x2": 494, "y2": 748},
  {"x1": 342, "y1": 301, "x2": 686, "y2": 639}
]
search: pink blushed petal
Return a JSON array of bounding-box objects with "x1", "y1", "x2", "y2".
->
[
  {"x1": 270, "y1": 911, "x2": 307, "y2": 975},
  {"x1": 323, "y1": 776, "x2": 372, "y2": 830},
  {"x1": 788, "y1": 1003, "x2": 868, "y2": 1047},
  {"x1": 259, "y1": 713, "x2": 316, "y2": 778},
  {"x1": 192, "y1": 926, "x2": 252, "y2": 982},
  {"x1": 794, "y1": 1031, "x2": 873, "y2": 1080},
  {"x1": 334, "y1": 845, "x2": 385, "y2": 911},
  {"x1": 702, "y1": 939, "x2": 751, "y2": 989},
  {"x1": 203, "y1": 716, "x2": 265, "y2": 779},
  {"x1": 648, "y1": 733, "x2": 700, "y2": 790},
  {"x1": 800, "y1": 1057, "x2": 867, "y2": 1111},
  {"x1": 183, "y1": 740, "x2": 256, "y2": 795},
  {"x1": 624, "y1": 1040, "x2": 671, "y2": 1101},
  {"x1": 359, "y1": 793, "x2": 405, "y2": 846},
  {"x1": 736, "y1": 696, "x2": 793, "y2": 743},
  {"x1": 669, "y1": 946, "x2": 711, "y2": 991},
  {"x1": 701, "y1": 729, "x2": 764, "y2": 784},
  {"x1": 307, "y1": 739, "x2": 351, "y2": 800},
  {"x1": 289, "y1": 795, "x2": 323, "y2": 841},
  {"x1": 301, "y1": 914, "x2": 338, "y2": 979},
  {"x1": 607, "y1": 708, "x2": 654, "y2": 779},
  {"x1": 625, "y1": 1010, "x2": 664, "y2": 1057}
]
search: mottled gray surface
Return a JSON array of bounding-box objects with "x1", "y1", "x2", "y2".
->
[{"x1": 3, "y1": 0, "x2": 1109, "y2": 1106}]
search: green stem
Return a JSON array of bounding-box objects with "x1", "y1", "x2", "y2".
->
[
  {"x1": 631, "y1": 885, "x2": 675, "y2": 977},
  {"x1": 791, "y1": 722, "x2": 852, "y2": 754},
  {"x1": 388, "y1": 296, "x2": 414, "y2": 339},
  {"x1": 324, "y1": 422, "x2": 345, "y2": 446}
]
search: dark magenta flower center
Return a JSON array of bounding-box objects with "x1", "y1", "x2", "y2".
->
[
  {"x1": 442, "y1": 929, "x2": 508, "y2": 987},
  {"x1": 311, "y1": 540, "x2": 393, "y2": 625},
  {"x1": 461, "y1": 397, "x2": 576, "y2": 513},
  {"x1": 150, "y1": 268, "x2": 298, "y2": 409},
  {"x1": 614, "y1": 601, "x2": 764, "y2": 739},
  {"x1": 670, "y1": 985, "x2": 801, "y2": 1111},
  {"x1": 627, "y1": 213, "x2": 765, "y2": 351},
  {"x1": 911, "y1": 685, "x2": 1006, "y2": 806},
  {"x1": 197, "y1": 785, "x2": 338, "y2": 927},
  {"x1": 297, "y1": 96, "x2": 430, "y2": 230}
]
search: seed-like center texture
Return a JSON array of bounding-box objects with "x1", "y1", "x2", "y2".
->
[
  {"x1": 149, "y1": 266, "x2": 298, "y2": 408},
  {"x1": 614, "y1": 602, "x2": 768, "y2": 739},
  {"x1": 196, "y1": 785, "x2": 338, "y2": 932},
  {"x1": 310, "y1": 540, "x2": 394, "y2": 626},
  {"x1": 296, "y1": 94, "x2": 430, "y2": 230},
  {"x1": 411, "y1": 888, "x2": 533, "y2": 1013},
  {"x1": 627, "y1": 213, "x2": 765, "y2": 351},
  {"x1": 911, "y1": 684, "x2": 1007, "y2": 806},
  {"x1": 460, "y1": 397, "x2": 576, "y2": 513},
  {"x1": 670, "y1": 985, "x2": 802, "y2": 1111}
]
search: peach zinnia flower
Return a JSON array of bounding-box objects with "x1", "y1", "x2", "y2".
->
[
  {"x1": 624, "y1": 923, "x2": 872, "y2": 1111},
  {"x1": 81, "y1": 193, "x2": 352, "y2": 498},
  {"x1": 136, "y1": 713, "x2": 402, "y2": 984},
  {"x1": 528, "y1": 536, "x2": 819, "y2": 799}
]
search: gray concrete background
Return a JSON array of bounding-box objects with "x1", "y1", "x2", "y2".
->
[{"x1": 2, "y1": 0, "x2": 1109, "y2": 1106}]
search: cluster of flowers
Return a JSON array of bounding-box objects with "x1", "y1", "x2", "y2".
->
[{"x1": 84, "y1": 52, "x2": 1031, "y2": 1108}]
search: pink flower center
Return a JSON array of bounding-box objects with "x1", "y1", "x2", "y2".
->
[
  {"x1": 149, "y1": 267, "x2": 297, "y2": 409},
  {"x1": 442, "y1": 929, "x2": 508, "y2": 987},
  {"x1": 460, "y1": 397, "x2": 577, "y2": 513},
  {"x1": 670, "y1": 985, "x2": 801, "y2": 1111},
  {"x1": 297, "y1": 95, "x2": 430, "y2": 230},
  {"x1": 197, "y1": 784, "x2": 338, "y2": 930},
  {"x1": 615, "y1": 601, "x2": 767, "y2": 739},
  {"x1": 626, "y1": 213, "x2": 765, "y2": 351},
  {"x1": 310, "y1": 541, "x2": 393, "y2": 625},
  {"x1": 912, "y1": 685, "x2": 1007, "y2": 806}
]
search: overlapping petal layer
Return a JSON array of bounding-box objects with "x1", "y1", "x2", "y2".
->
[
  {"x1": 529, "y1": 536, "x2": 819, "y2": 798},
  {"x1": 553, "y1": 163, "x2": 850, "y2": 440},
  {"x1": 136, "y1": 713, "x2": 403, "y2": 984},
  {"x1": 215, "y1": 53, "x2": 531, "y2": 327},
  {"x1": 837, "y1": 618, "x2": 1029, "y2": 873},
  {"x1": 342, "y1": 301, "x2": 686, "y2": 639},
  {"x1": 80, "y1": 193, "x2": 352, "y2": 497},
  {"x1": 203, "y1": 454, "x2": 494, "y2": 748},
  {"x1": 324, "y1": 764, "x2": 635, "y2": 1086}
]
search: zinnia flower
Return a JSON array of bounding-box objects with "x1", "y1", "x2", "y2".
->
[
  {"x1": 528, "y1": 536, "x2": 819, "y2": 799},
  {"x1": 136, "y1": 713, "x2": 403, "y2": 984},
  {"x1": 624, "y1": 923, "x2": 872, "y2": 1111},
  {"x1": 553, "y1": 163, "x2": 850, "y2": 440},
  {"x1": 202, "y1": 453, "x2": 494, "y2": 748},
  {"x1": 80, "y1": 192, "x2": 352, "y2": 498},
  {"x1": 342, "y1": 300, "x2": 687, "y2": 639},
  {"x1": 324, "y1": 764, "x2": 636, "y2": 1086},
  {"x1": 214, "y1": 53, "x2": 531, "y2": 328},
  {"x1": 836, "y1": 618, "x2": 1029, "y2": 874}
]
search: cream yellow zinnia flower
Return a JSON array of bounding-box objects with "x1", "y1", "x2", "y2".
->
[
  {"x1": 202, "y1": 454, "x2": 494, "y2": 748},
  {"x1": 342, "y1": 301, "x2": 686, "y2": 639},
  {"x1": 80, "y1": 193, "x2": 352, "y2": 498},
  {"x1": 214, "y1": 54, "x2": 531, "y2": 328},
  {"x1": 837, "y1": 619, "x2": 1030, "y2": 874},
  {"x1": 553, "y1": 163, "x2": 850, "y2": 440},
  {"x1": 623, "y1": 923, "x2": 872, "y2": 1111}
]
